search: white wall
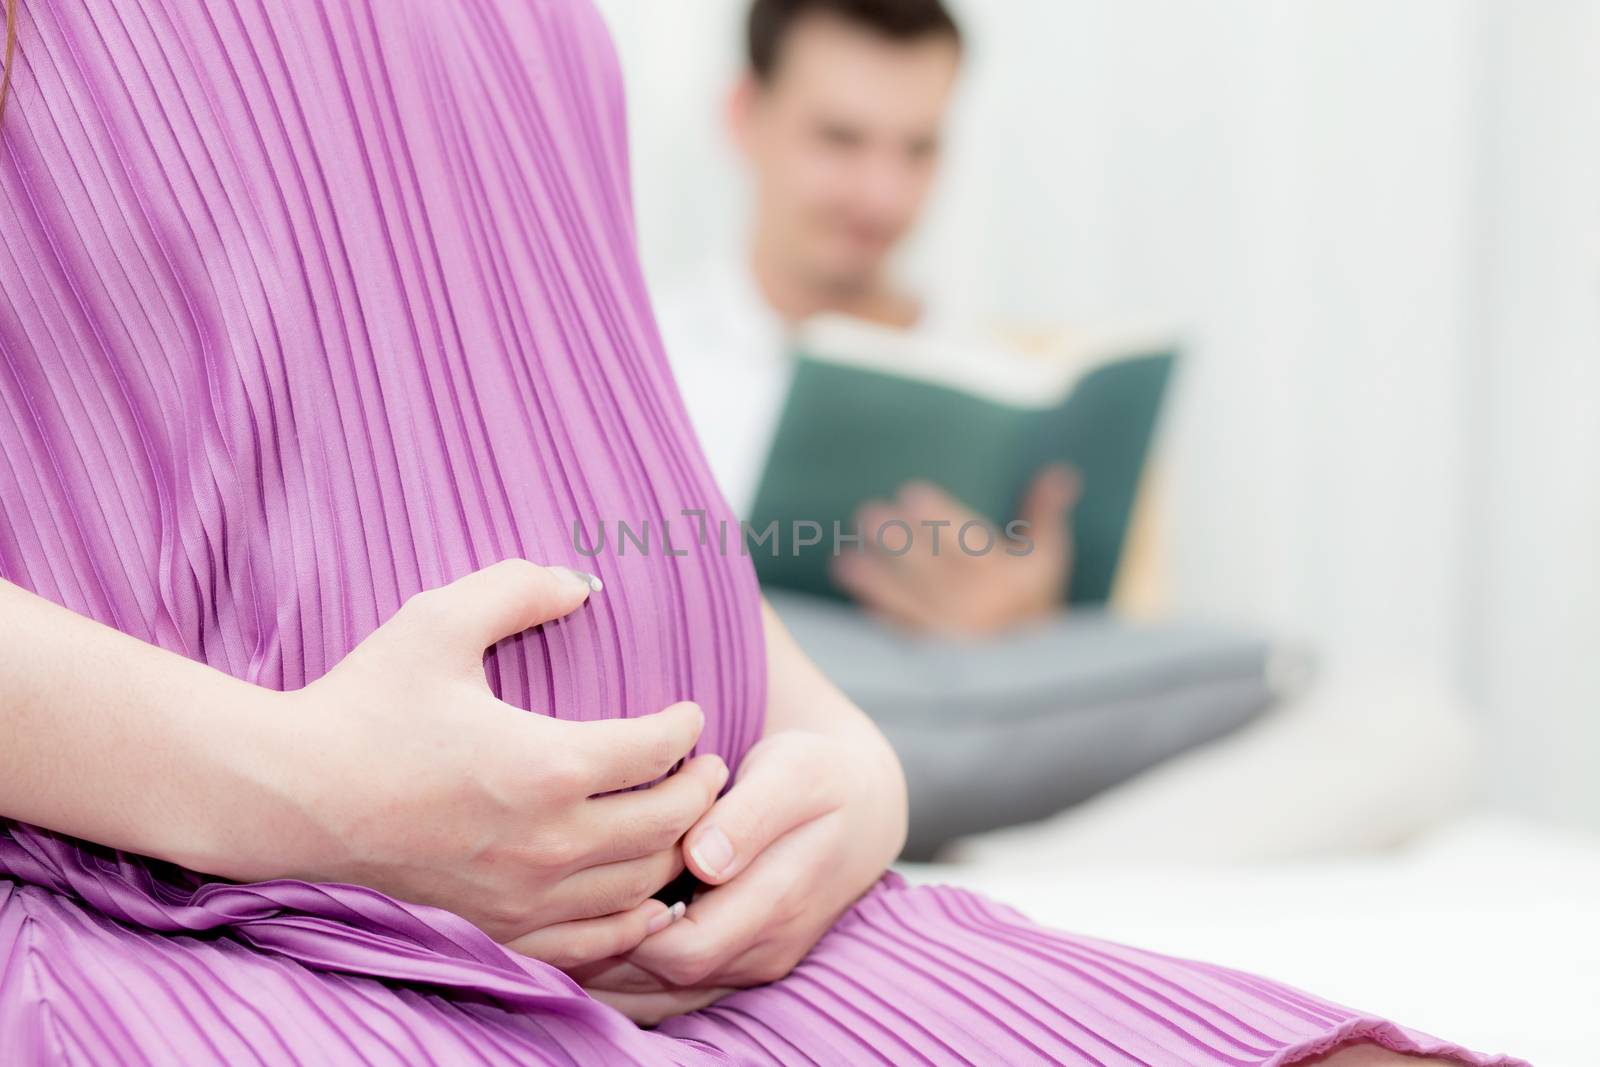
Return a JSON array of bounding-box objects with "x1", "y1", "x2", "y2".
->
[
  {"x1": 594, "y1": 0, "x2": 1600, "y2": 829},
  {"x1": 1471, "y1": 1, "x2": 1600, "y2": 828}
]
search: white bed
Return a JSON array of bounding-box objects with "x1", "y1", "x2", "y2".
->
[{"x1": 901, "y1": 815, "x2": 1600, "y2": 1066}]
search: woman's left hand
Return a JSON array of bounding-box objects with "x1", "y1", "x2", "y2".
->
[{"x1": 573, "y1": 726, "x2": 905, "y2": 1023}]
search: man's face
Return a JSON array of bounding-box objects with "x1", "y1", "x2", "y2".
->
[{"x1": 734, "y1": 15, "x2": 960, "y2": 292}]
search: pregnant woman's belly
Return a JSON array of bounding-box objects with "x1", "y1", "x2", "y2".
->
[
  {"x1": 0, "y1": 9, "x2": 763, "y2": 1044},
  {"x1": 0, "y1": 0, "x2": 764, "y2": 771}
]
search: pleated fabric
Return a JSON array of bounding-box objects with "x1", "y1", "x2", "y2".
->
[{"x1": 0, "y1": 1, "x2": 1524, "y2": 1063}]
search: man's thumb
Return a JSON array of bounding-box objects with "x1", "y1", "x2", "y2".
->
[{"x1": 1021, "y1": 464, "x2": 1081, "y2": 534}]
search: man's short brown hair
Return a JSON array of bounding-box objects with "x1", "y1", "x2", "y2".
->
[{"x1": 746, "y1": 0, "x2": 963, "y2": 82}]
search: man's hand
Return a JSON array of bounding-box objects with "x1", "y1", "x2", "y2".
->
[{"x1": 831, "y1": 463, "x2": 1080, "y2": 636}]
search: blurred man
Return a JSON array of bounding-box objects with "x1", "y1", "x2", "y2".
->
[
  {"x1": 657, "y1": 0, "x2": 1283, "y2": 862},
  {"x1": 658, "y1": 0, "x2": 1079, "y2": 636}
]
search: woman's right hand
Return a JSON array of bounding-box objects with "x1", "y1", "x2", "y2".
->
[{"x1": 238, "y1": 560, "x2": 728, "y2": 971}]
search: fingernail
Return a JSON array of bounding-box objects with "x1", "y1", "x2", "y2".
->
[
  {"x1": 689, "y1": 826, "x2": 734, "y2": 878},
  {"x1": 669, "y1": 900, "x2": 687, "y2": 921},
  {"x1": 646, "y1": 903, "x2": 675, "y2": 934},
  {"x1": 556, "y1": 566, "x2": 604, "y2": 594}
]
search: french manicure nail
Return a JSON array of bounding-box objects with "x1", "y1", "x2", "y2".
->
[
  {"x1": 646, "y1": 904, "x2": 675, "y2": 934},
  {"x1": 669, "y1": 900, "x2": 687, "y2": 921},
  {"x1": 689, "y1": 826, "x2": 734, "y2": 878},
  {"x1": 556, "y1": 566, "x2": 604, "y2": 593}
]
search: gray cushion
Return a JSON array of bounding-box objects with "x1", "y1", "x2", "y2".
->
[{"x1": 767, "y1": 591, "x2": 1290, "y2": 859}]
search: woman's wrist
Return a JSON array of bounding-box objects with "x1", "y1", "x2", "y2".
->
[
  {"x1": 134, "y1": 676, "x2": 316, "y2": 881},
  {"x1": 846, "y1": 726, "x2": 910, "y2": 867},
  {"x1": 758, "y1": 599, "x2": 909, "y2": 869},
  {"x1": 190, "y1": 680, "x2": 397, "y2": 888},
  {"x1": 777, "y1": 721, "x2": 908, "y2": 878}
]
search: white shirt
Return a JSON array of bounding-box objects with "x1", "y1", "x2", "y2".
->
[
  {"x1": 654, "y1": 259, "x2": 795, "y2": 517},
  {"x1": 655, "y1": 259, "x2": 969, "y2": 517}
]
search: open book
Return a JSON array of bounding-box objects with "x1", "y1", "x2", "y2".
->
[{"x1": 745, "y1": 314, "x2": 1176, "y2": 604}]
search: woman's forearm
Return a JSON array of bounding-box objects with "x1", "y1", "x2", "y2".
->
[
  {"x1": 758, "y1": 598, "x2": 907, "y2": 829},
  {"x1": 0, "y1": 579, "x2": 289, "y2": 872},
  {"x1": 1, "y1": 564, "x2": 732, "y2": 962}
]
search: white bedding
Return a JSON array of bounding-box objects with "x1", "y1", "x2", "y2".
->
[{"x1": 900, "y1": 816, "x2": 1600, "y2": 1066}]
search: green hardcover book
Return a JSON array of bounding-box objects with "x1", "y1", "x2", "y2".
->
[{"x1": 745, "y1": 315, "x2": 1176, "y2": 604}]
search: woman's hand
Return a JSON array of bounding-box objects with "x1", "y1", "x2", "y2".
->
[
  {"x1": 577, "y1": 728, "x2": 904, "y2": 1022},
  {"x1": 240, "y1": 560, "x2": 728, "y2": 970},
  {"x1": 574, "y1": 602, "x2": 907, "y2": 1024}
]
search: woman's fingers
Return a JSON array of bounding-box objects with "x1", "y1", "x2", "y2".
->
[
  {"x1": 582, "y1": 754, "x2": 728, "y2": 863},
  {"x1": 567, "y1": 955, "x2": 674, "y2": 994},
  {"x1": 613, "y1": 874, "x2": 760, "y2": 987},
  {"x1": 505, "y1": 897, "x2": 680, "y2": 971},
  {"x1": 623, "y1": 821, "x2": 820, "y2": 988},
  {"x1": 682, "y1": 734, "x2": 840, "y2": 885},
  {"x1": 392, "y1": 559, "x2": 598, "y2": 670},
  {"x1": 585, "y1": 985, "x2": 730, "y2": 1027},
  {"x1": 550, "y1": 846, "x2": 685, "y2": 924},
  {"x1": 569, "y1": 701, "x2": 707, "y2": 794}
]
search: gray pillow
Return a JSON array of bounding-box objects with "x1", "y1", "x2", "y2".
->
[{"x1": 766, "y1": 590, "x2": 1294, "y2": 859}]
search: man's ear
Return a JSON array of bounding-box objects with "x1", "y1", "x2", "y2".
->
[{"x1": 724, "y1": 73, "x2": 760, "y2": 158}]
